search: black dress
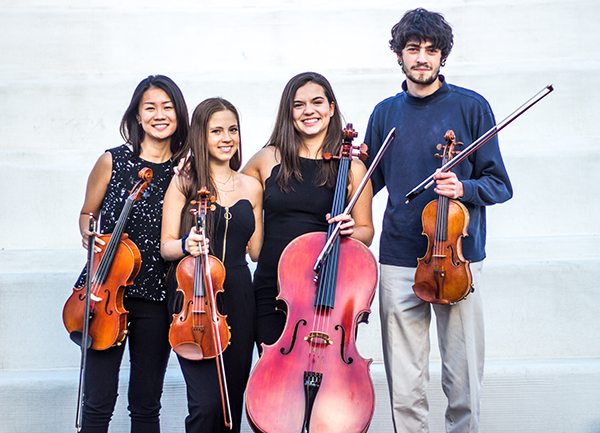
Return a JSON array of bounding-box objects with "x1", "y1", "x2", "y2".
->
[
  {"x1": 171, "y1": 200, "x2": 256, "y2": 433},
  {"x1": 253, "y1": 158, "x2": 335, "y2": 349}
]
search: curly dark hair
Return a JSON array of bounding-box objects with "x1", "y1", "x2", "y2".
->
[{"x1": 389, "y1": 8, "x2": 454, "y2": 66}]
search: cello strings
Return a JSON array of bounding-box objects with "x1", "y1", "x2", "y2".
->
[{"x1": 310, "y1": 155, "x2": 349, "y2": 374}]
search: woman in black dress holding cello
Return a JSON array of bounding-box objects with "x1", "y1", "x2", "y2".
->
[
  {"x1": 161, "y1": 97, "x2": 263, "y2": 433},
  {"x1": 241, "y1": 71, "x2": 374, "y2": 351},
  {"x1": 73, "y1": 75, "x2": 189, "y2": 433}
]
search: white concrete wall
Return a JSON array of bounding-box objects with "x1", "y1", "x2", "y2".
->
[{"x1": 1, "y1": 1, "x2": 599, "y2": 432}]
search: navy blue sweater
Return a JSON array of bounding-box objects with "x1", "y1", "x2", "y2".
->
[{"x1": 364, "y1": 77, "x2": 513, "y2": 267}]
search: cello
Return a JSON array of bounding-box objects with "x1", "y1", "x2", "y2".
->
[
  {"x1": 412, "y1": 131, "x2": 473, "y2": 304},
  {"x1": 62, "y1": 167, "x2": 152, "y2": 351},
  {"x1": 245, "y1": 125, "x2": 387, "y2": 433},
  {"x1": 168, "y1": 187, "x2": 233, "y2": 428}
]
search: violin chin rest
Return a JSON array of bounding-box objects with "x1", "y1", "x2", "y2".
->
[
  {"x1": 69, "y1": 331, "x2": 93, "y2": 349},
  {"x1": 173, "y1": 342, "x2": 205, "y2": 361},
  {"x1": 412, "y1": 282, "x2": 451, "y2": 305}
]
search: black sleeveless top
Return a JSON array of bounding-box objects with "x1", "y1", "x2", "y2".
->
[
  {"x1": 254, "y1": 158, "x2": 335, "y2": 286},
  {"x1": 75, "y1": 144, "x2": 173, "y2": 302}
]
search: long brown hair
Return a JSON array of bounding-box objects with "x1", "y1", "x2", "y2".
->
[
  {"x1": 172, "y1": 98, "x2": 242, "y2": 242},
  {"x1": 267, "y1": 72, "x2": 345, "y2": 192}
]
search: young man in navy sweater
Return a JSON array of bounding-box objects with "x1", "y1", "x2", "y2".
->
[{"x1": 364, "y1": 8, "x2": 512, "y2": 433}]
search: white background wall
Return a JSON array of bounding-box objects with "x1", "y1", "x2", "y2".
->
[{"x1": 1, "y1": 1, "x2": 599, "y2": 432}]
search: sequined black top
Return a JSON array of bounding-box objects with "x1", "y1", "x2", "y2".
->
[{"x1": 75, "y1": 144, "x2": 173, "y2": 301}]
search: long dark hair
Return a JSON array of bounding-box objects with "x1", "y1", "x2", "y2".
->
[
  {"x1": 173, "y1": 98, "x2": 242, "y2": 241},
  {"x1": 120, "y1": 75, "x2": 189, "y2": 158},
  {"x1": 267, "y1": 72, "x2": 344, "y2": 192}
]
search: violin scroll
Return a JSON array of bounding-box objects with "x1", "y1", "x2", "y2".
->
[
  {"x1": 131, "y1": 168, "x2": 153, "y2": 201},
  {"x1": 434, "y1": 130, "x2": 464, "y2": 160},
  {"x1": 191, "y1": 187, "x2": 217, "y2": 214}
]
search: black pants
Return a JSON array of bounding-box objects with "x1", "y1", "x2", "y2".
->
[
  {"x1": 81, "y1": 298, "x2": 171, "y2": 433},
  {"x1": 173, "y1": 265, "x2": 256, "y2": 433}
]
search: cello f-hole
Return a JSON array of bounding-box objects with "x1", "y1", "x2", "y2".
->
[
  {"x1": 334, "y1": 324, "x2": 353, "y2": 365},
  {"x1": 280, "y1": 319, "x2": 307, "y2": 355}
]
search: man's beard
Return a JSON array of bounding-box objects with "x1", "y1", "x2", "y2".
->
[{"x1": 403, "y1": 62, "x2": 440, "y2": 86}]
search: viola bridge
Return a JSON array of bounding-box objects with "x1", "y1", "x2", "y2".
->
[
  {"x1": 90, "y1": 293, "x2": 103, "y2": 302},
  {"x1": 304, "y1": 331, "x2": 333, "y2": 346}
]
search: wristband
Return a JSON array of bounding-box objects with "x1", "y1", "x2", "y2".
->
[{"x1": 181, "y1": 233, "x2": 190, "y2": 256}]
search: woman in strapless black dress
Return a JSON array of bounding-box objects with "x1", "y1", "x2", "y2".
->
[
  {"x1": 241, "y1": 72, "x2": 375, "y2": 352},
  {"x1": 161, "y1": 98, "x2": 263, "y2": 433}
]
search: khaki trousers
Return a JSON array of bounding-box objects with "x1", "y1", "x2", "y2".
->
[{"x1": 379, "y1": 262, "x2": 484, "y2": 433}]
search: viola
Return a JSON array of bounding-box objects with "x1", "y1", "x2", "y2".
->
[
  {"x1": 62, "y1": 168, "x2": 152, "y2": 351},
  {"x1": 168, "y1": 187, "x2": 233, "y2": 428},
  {"x1": 413, "y1": 131, "x2": 473, "y2": 304},
  {"x1": 245, "y1": 125, "x2": 380, "y2": 433}
]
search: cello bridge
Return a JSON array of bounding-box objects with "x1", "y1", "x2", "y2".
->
[{"x1": 304, "y1": 331, "x2": 333, "y2": 345}]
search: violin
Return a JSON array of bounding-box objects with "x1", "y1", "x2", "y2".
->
[
  {"x1": 168, "y1": 187, "x2": 233, "y2": 428},
  {"x1": 245, "y1": 125, "x2": 379, "y2": 433},
  {"x1": 62, "y1": 168, "x2": 152, "y2": 350},
  {"x1": 413, "y1": 131, "x2": 473, "y2": 304}
]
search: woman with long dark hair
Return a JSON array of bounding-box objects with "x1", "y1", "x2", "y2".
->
[
  {"x1": 241, "y1": 71, "x2": 374, "y2": 350},
  {"x1": 161, "y1": 98, "x2": 263, "y2": 433},
  {"x1": 74, "y1": 75, "x2": 189, "y2": 433}
]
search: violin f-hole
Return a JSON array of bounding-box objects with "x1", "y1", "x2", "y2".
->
[
  {"x1": 179, "y1": 300, "x2": 192, "y2": 322},
  {"x1": 103, "y1": 289, "x2": 113, "y2": 316}
]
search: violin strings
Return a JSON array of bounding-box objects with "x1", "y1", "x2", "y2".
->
[
  {"x1": 193, "y1": 255, "x2": 202, "y2": 327},
  {"x1": 435, "y1": 198, "x2": 442, "y2": 274},
  {"x1": 95, "y1": 196, "x2": 134, "y2": 284}
]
